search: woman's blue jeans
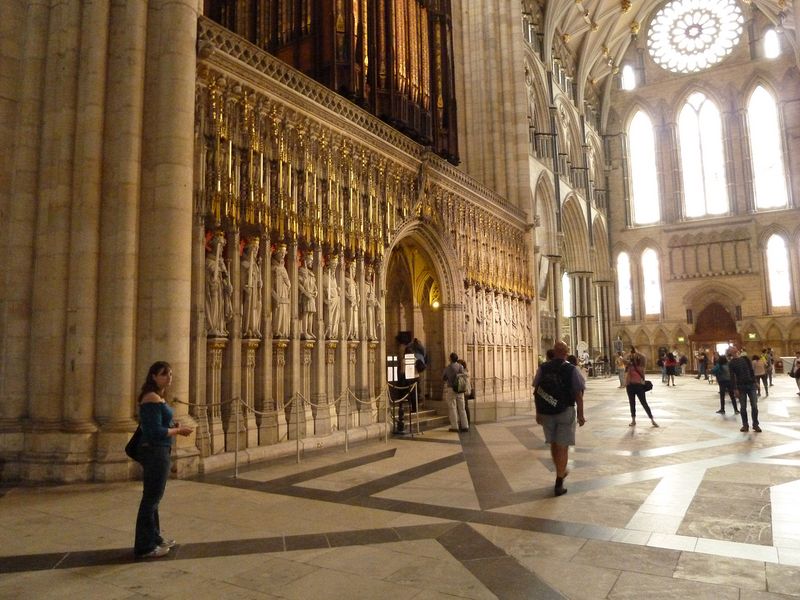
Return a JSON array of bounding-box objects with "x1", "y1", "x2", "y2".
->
[{"x1": 134, "y1": 445, "x2": 171, "y2": 555}]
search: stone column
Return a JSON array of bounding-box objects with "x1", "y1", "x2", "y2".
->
[
  {"x1": 273, "y1": 340, "x2": 289, "y2": 441},
  {"x1": 24, "y1": 0, "x2": 82, "y2": 481},
  {"x1": 241, "y1": 340, "x2": 260, "y2": 447},
  {"x1": 312, "y1": 247, "x2": 331, "y2": 434},
  {"x1": 223, "y1": 230, "x2": 242, "y2": 452},
  {"x1": 206, "y1": 339, "x2": 227, "y2": 455},
  {"x1": 356, "y1": 257, "x2": 371, "y2": 425},
  {"x1": 259, "y1": 233, "x2": 279, "y2": 444},
  {"x1": 0, "y1": 1, "x2": 49, "y2": 477},
  {"x1": 27, "y1": 0, "x2": 81, "y2": 431},
  {"x1": 92, "y1": 0, "x2": 151, "y2": 480},
  {"x1": 64, "y1": 0, "x2": 111, "y2": 440},
  {"x1": 136, "y1": 0, "x2": 200, "y2": 476}
]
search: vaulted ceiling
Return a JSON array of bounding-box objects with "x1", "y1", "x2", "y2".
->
[{"x1": 538, "y1": 0, "x2": 796, "y2": 112}]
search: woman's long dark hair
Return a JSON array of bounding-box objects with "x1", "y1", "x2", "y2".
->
[{"x1": 137, "y1": 361, "x2": 172, "y2": 403}]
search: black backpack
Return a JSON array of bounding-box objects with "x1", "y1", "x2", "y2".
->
[{"x1": 534, "y1": 359, "x2": 575, "y2": 415}]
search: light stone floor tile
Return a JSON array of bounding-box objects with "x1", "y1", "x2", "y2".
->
[
  {"x1": 674, "y1": 552, "x2": 767, "y2": 591},
  {"x1": 571, "y1": 539, "x2": 681, "y2": 577},
  {"x1": 739, "y1": 590, "x2": 800, "y2": 600},
  {"x1": 765, "y1": 563, "x2": 800, "y2": 597},
  {"x1": 608, "y1": 571, "x2": 740, "y2": 600},
  {"x1": 374, "y1": 462, "x2": 482, "y2": 510},
  {"x1": 469, "y1": 523, "x2": 587, "y2": 561},
  {"x1": 524, "y1": 556, "x2": 621, "y2": 600},
  {"x1": 777, "y1": 547, "x2": 800, "y2": 567},
  {"x1": 694, "y1": 537, "x2": 780, "y2": 562},
  {"x1": 646, "y1": 532, "x2": 698, "y2": 551},
  {"x1": 0, "y1": 569, "x2": 133, "y2": 600}
]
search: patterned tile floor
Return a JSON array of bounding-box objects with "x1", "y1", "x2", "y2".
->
[{"x1": 1, "y1": 375, "x2": 799, "y2": 599}]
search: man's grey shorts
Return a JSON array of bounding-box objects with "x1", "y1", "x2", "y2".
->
[{"x1": 540, "y1": 406, "x2": 576, "y2": 446}]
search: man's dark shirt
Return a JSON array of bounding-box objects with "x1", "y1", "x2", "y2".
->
[{"x1": 728, "y1": 356, "x2": 754, "y2": 387}]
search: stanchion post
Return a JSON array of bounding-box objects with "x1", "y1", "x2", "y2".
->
[
  {"x1": 295, "y1": 395, "x2": 301, "y2": 464},
  {"x1": 235, "y1": 398, "x2": 240, "y2": 479},
  {"x1": 345, "y1": 390, "x2": 350, "y2": 453}
]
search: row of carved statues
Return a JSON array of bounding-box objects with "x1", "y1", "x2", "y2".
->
[
  {"x1": 204, "y1": 232, "x2": 379, "y2": 341},
  {"x1": 463, "y1": 286, "x2": 533, "y2": 347}
]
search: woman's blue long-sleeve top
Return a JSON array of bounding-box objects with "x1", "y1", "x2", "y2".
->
[{"x1": 139, "y1": 402, "x2": 173, "y2": 447}]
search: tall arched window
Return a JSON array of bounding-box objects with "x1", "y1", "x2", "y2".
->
[
  {"x1": 628, "y1": 111, "x2": 661, "y2": 225},
  {"x1": 766, "y1": 235, "x2": 791, "y2": 307},
  {"x1": 641, "y1": 248, "x2": 662, "y2": 315},
  {"x1": 562, "y1": 272, "x2": 572, "y2": 318},
  {"x1": 764, "y1": 29, "x2": 781, "y2": 59},
  {"x1": 748, "y1": 86, "x2": 788, "y2": 210},
  {"x1": 679, "y1": 92, "x2": 729, "y2": 217},
  {"x1": 617, "y1": 252, "x2": 633, "y2": 317},
  {"x1": 621, "y1": 65, "x2": 636, "y2": 91}
]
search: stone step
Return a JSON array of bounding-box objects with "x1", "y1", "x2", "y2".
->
[{"x1": 394, "y1": 407, "x2": 450, "y2": 433}]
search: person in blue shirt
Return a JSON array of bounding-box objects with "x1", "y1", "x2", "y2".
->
[{"x1": 134, "y1": 361, "x2": 193, "y2": 558}]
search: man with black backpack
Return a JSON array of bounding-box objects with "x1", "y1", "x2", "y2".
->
[{"x1": 533, "y1": 341, "x2": 586, "y2": 496}]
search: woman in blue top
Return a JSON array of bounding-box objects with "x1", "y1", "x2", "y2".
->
[{"x1": 134, "y1": 361, "x2": 193, "y2": 558}]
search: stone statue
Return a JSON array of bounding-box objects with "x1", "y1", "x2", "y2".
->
[
  {"x1": 475, "y1": 289, "x2": 485, "y2": 345},
  {"x1": 297, "y1": 253, "x2": 317, "y2": 340},
  {"x1": 271, "y1": 244, "x2": 290, "y2": 338},
  {"x1": 241, "y1": 237, "x2": 263, "y2": 338},
  {"x1": 464, "y1": 286, "x2": 474, "y2": 342},
  {"x1": 323, "y1": 255, "x2": 341, "y2": 339},
  {"x1": 205, "y1": 231, "x2": 233, "y2": 336},
  {"x1": 344, "y1": 262, "x2": 360, "y2": 340},
  {"x1": 365, "y1": 267, "x2": 378, "y2": 341}
]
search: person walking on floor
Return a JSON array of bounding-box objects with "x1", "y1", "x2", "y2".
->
[
  {"x1": 133, "y1": 361, "x2": 193, "y2": 559},
  {"x1": 711, "y1": 355, "x2": 738, "y2": 414},
  {"x1": 533, "y1": 341, "x2": 586, "y2": 497},
  {"x1": 615, "y1": 352, "x2": 626, "y2": 388},
  {"x1": 625, "y1": 355, "x2": 658, "y2": 428},
  {"x1": 728, "y1": 347, "x2": 761, "y2": 433},
  {"x1": 792, "y1": 351, "x2": 800, "y2": 396},
  {"x1": 664, "y1": 352, "x2": 677, "y2": 386},
  {"x1": 443, "y1": 353, "x2": 469, "y2": 432},
  {"x1": 752, "y1": 355, "x2": 768, "y2": 397}
]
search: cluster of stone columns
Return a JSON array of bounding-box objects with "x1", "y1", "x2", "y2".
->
[{"x1": 1, "y1": 0, "x2": 200, "y2": 481}]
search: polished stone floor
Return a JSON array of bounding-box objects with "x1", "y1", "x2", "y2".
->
[{"x1": 2, "y1": 374, "x2": 800, "y2": 599}]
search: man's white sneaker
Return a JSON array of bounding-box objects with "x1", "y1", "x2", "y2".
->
[{"x1": 158, "y1": 538, "x2": 176, "y2": 549}]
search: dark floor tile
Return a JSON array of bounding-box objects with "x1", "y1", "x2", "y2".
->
[
  {"x1": 436, "y1": 523, "x2": 506, "y2": 561},
  {"x1": 393, "y1": 522, "x2": 459, "y2": 541},
  {"x1": 174, "y1": 536, "x2": 284, "y2": 559},
  {"x1": 0, "y1": 552, "x2": 66, "y2": 574},
  {"x1": 326, "y1": 527, "x2": 400, "y2": 547},
  {"x1": 58, "y1": 548, "x2": 137, "y2": 569},
  {"x1": 284, "y1": 533, "x2": 330, "y2": 551},
  {"x1": 464, "y1": 555, "x2": 565, "y2": 600}
]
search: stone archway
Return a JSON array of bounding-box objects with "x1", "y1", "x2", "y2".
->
[
  {"x1": 690, "y1": 302, "x2": 741, "y2": 357},
  {"x1": 382, "y1": 220, "x2": 463, "y2": 404}
]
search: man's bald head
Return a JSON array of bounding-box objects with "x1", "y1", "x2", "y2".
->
[{"x1": 553, "y1": 341, "x2": 569, "y2": 358}]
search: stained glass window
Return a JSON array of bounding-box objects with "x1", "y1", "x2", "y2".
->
[{"x1": 648, "y1": 0, "x2": 743, "y2": 73}]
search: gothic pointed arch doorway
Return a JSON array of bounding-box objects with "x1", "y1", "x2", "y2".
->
[
  {"x1": 690, "y1": 302, "x2": 741, "y2": 365},
  {"x1": 383, "y1": 223, "x2": 462, "y2": 405}
]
